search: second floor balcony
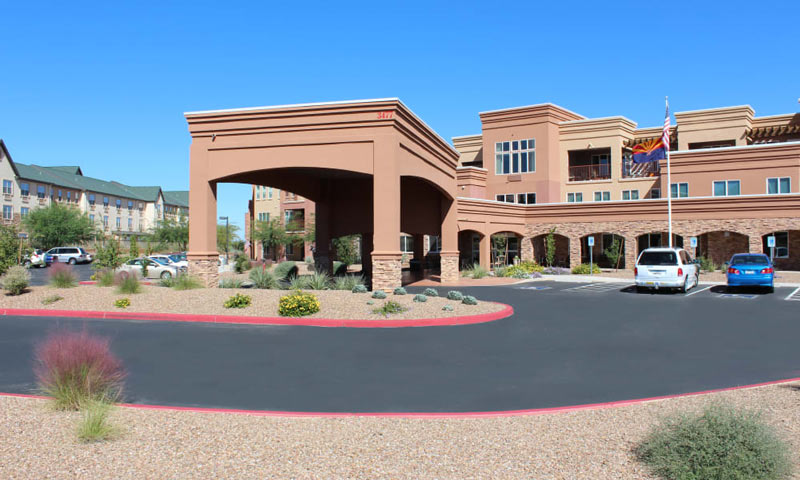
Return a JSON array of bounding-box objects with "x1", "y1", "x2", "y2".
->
[
  {"x1": 622, "y1": 159, "x2": 660, "y2": 178},
  {"x1": 569, "y1": 164, "x2": 611, "y2": 182}
]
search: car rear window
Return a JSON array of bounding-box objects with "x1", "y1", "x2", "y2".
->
[
  {"x1": 731, "y1": 255, "x2": 769, "y2": 265},
  {"x1": 638, "y1": 251, "x2": 677, "y2": 266}
]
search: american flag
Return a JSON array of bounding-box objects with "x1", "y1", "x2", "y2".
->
[{"x1": 662, "y1": 98, "x2": 671, "y2": 152}]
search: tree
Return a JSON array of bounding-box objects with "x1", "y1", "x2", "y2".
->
[
  {"x1": 545, "y1": 227, "x2": 557, "y2": 267},
  {"x1": 93, "y1": 236, "x2": 125, "y2": 271},
  {"x1": 0, "y1": 224, "x2": 22, "y2": 275},
  {"x1": 491, "y1": 234, "x2": 509, "y2": 267},
  {"x1": 253, "y1": 219, "x2": 290, "y2": 261},
  {"x1": 129, "y1": 236, "x2": 139, "y2": 258},
  {"x1": 604, "y1": 236, "x2": 623, "y2": 271},
  {"x1": 23, "y1": 204, "x2": 96, "y2": 250},
  {"x1": 151, "y1": 215, "x2": 188, "y2": 251},
  {"x1": 217, "y1": 223, "x2": 242, "y2": 256},
  {"x1": 332, "y1": 235, "x2": 359, "y2": 266}
]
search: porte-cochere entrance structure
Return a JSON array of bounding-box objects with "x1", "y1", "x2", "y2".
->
[{"x1": 187, "y1": 99, "x2": 800, "y2": 289}]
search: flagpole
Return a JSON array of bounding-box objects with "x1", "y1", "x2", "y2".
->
[{"x1": 665, "y1": 96, "x2": 673, "y2": 248}]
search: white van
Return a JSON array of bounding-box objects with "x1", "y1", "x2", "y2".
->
[{"x1": 635, "y1": 247, "x2": 699, "y2": 293}]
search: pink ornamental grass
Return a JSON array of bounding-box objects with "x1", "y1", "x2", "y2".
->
[
  {"x1": 47, "y1": 262, "x2": 78, "y2": 288},
  {"x1": 34, "y1": 330, "x2": 126, "y2": 409}
]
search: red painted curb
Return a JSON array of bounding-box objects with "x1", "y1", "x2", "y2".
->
[
  {"x1": 79, "y1": 281, "x2": 154, "y2": 285},
  {"x1": 0, "y1": 303, "x2": 513, "y2": 328},
  {"x1": 3, "y1": 377, "x2": 799, "y2": 418}
]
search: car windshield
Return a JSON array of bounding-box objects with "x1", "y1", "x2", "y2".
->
[
  {"x1": 168, "y1": 255, "x2": 182, "y2": 262},
  {"x1": 731, "y1": 255, "x2": 769, "y2": 265},
  {"x1": 150, "y1": 258, "x2": 169, "y2": 265},
  {"x1": 638, "y1": 251, "x2": 678, "y2": 266}
]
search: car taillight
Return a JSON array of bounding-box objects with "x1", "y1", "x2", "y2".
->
[
  {"x1": 728, "y1": 267, "x2": 739, "y2": 274},
  {"x1": 761, "y1": 267, "x2": 773, "y2": 274},
  {"x1": 677, "y1": 267, "x2": 683, "y2": 276},
  {"x1": 634, "y1": 267, "x2": 637, "y2": 275}
]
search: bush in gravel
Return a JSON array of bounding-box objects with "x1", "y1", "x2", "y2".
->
[
  {"x1": 413, "y1": 294, "x2": 427, "y2": 303},
  {"x1": 571, "y1": 263, "x2": 601, "y2": 275},
  {"x1": 446, "y1": 290, "x2": 464, "y2": 301},
  {"x1": 77, "y1": 400, "x2": 118, "y2": 443},
  {"x1": 223, "y1": 293, "x2": 252, "y2": 309},
  {"x1": 332, "y1": 275, "x2": 363, "y2": 291},
  {"x1": 393, "y1": 287, "x2": 407, "y2": 295},
  {"x1": 441, "y1": 304, "x2": 454, "y2": 312},
  {"x1": 49, "y1": 263, "x2": 78, "y2": 288},
  {"x1": 423, "y1": 287, "x2": 438, "y2": 297},
  {"x1": 462, "y1": 264, "x2": 488, "y2": 279},
  {"x1": 305, "y1": 270, "x2": 332, "y2": 290},
  {"x1": 249, "y1": 266, "x2": 278, "y2": 289},
  {"x1": 371, "y1": 290, "x2": 387, "y2": 299},
  {"x1": 372, "y1": 300, "x2": 406, "y2": 316},
  {"x1": 96, "y1": 269, "x2": 116, "y2": 287},
  {"x1": 288, "y1": 275, "x2": 310, "y2": 290},
  {"x1": 114, "y1": 298, "x2": 130, "y2": 309},
  {"x1": 366, "y1": 300, "x2": 374, "y2": 305},
  {"x1": 493, "y1": 265, "x2": 508, "y2": 277},
  {"x1": 171, "y1": 275, "x2": 203, "y2": 291},
  {"x1": 462, "y1": 295, "x2": 478, "y2": 305},
  {"x1": 233, "y1": 254, "x2": 251, "y2": 274},
  {"x1": 219, "y1": 278, "x2": 243, "y2": 289},
  {"x1": 273, "y1": 261, "x2": 297, "y2": 281},
  {"x1": 636, "y1": 404, "x2": 791, "y2": 480},
  {"x1": 1, "y1": 265, "x2": 30, "y2": 295},
  {"x1": 332, "y1": 261, "x2": 348, "y2": 277},
  {"x1": 42, "y1": 294, "x2": 64, "y2": 305},
  {"x1": 352, "y1": 284, "x2": 368, "y2": 294},
  {"x1": 159, "y1": 276, "x2": 175, "y2": 288},
  {"x1": 278, "y1": 290, "x2": 320, "y2": 317},
  {"x1": 34, "y1": 330, "x2": 126, "y2": 410},
  {"x1": 116, "y1": 275, "x2": 141, "y2": 294}
]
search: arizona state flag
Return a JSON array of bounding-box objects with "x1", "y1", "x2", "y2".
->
[{"x1": 632, "y1": 138, "x2": 666, "y2": 164}]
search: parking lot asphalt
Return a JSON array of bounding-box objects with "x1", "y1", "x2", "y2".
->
[
  {"x1": 26, "y1": 263, "x2": 94, "y2": 286},
  {"x1": 1, "y1": 280, "x2": 799, "y2": 413}
]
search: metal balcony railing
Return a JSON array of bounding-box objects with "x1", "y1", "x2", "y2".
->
[
  {"x1": 622, "y1": 161, "x2": 660, "y2": 178},
  {"x1": 568, "y1": 164, "x2": 611, "y2": 182}
]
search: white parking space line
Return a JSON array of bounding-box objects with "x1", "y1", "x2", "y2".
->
[
  {"x1": 564, "y1": 283, "x2": 631, "y2": 293},
  {"x1": 784, "y1": 286, "x2": 800, "y2": 301},
  {"x1": 685, "y1": 285, "x2": 715, "y2": 297}
]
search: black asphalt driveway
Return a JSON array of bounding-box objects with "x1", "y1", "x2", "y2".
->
[
  {"x1": 1, "y1": 281, "x2": 800, "y2": 413},
  {"x1": 27, "y1": 263, "x2": 94, "y2": 286}
]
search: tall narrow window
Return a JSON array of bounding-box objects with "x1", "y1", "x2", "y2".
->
[
  {"x1": 494, "y1": 139, "x2": 535, "y2": 175},
  {"x1": 670, "y1": 183, "x2": 688, "y2": 198},
  {"x1": 2, "y1": 180, "x2": 12, "y2": 195}
]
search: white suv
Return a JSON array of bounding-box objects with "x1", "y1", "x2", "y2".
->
[{"x1": 635, "y1": 247, "x2": 699, "y2": 293}]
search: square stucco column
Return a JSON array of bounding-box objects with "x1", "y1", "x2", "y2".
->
[
  {"x1": 187, "y1": 140, "x2": 220, "y2": 287},
  {"x1": 314, "y1": 185, "x2": 333, "y2": 275},
  {"x1": 371, "y1": 138, "x2": 402, "y2": 291},
  {"x1": 479, "y1": 233, "x2": 491, "y2": 270},
  {"x1": 521, "y1": 237, "x2": 533, "y2": 262},
  {"x1": 439, "y1": 197, "x2": 459, "y2": 284},
  {"x1": 624, "y1": 236, "x2": 637, "y2": 270}
]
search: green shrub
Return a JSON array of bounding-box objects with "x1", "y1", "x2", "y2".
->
[
  {"x1": 352, "y1": 284, "x2": 368, "y2": 294},
  {"x1": 372, "y1": 290, "x2": 387, "y2": 299},
  {"x1": 446, "y1": 290, "x2": 464, "y2": 301},
  {"x1": 506, "y1": 261, "x2": 545, "y2": 278},
  {"x1": 77, "y1": 400, "x2": 118, "y2": 443},
  {"x1": 273, "y1": 261, "x2": 298, "y2": 280},
  {"x1": 571, "y1": 263, "x2": 601, "y2": 275},
  {"x1": 159, "y1": 276, "x2": 175, "y2": 287},
  {"x1": 698, "y1": 255, "x2": 719, "y2": 273},
  {"x1": 393, "y1": 287, "x2": 407, "y2": 295},
  {"x1": 1, "y1": 265, "x2": 30, "y2": 295},
  {"x1": 636, "y1": 404, "x2": 791, "y2": 480},
  {"x1": 42, "y1": 294, "x2": 63, "y2": 305},
  {"x1": 413, "y1": 294, "x2": 427, "y2": 303},
  {"x1": 114, "y1": 298, "x2": 131, "y2": 309},
  {"x1": 278, "y1": 290, "x2": 320, "y2": 317},
  {"x1": 234, "y1": 254, "x2": 251, "y2": 273},
  {"x1": 463, "y1": 264, "x2": 489, "y2": 279},
  {"x1": 493, "y1": 265, "x2": 509, "y2": 277},
  {"x1": 332, "y1": 261, "x2": 348, "y2": 276},
  {"x1": 442, "y1": 304, "x2": 454, "y2": 312},
  {"x1": 333, "y1": 275, "x2": 364, "y2": 291},
  {"x1": 116, "y1": 275, "x2": 141, "y2": 294},
  {"x1": 49, "y1": 263, "x2": 78, "y2": 288},
  {"x1": 249, "y1": 267, "x2": 278, "y2": 289},
  {"x1": 366, "y1": 300, "x2": 374, "y2": 305},
  {"x1": 288, "y1": 275, "x2": 310, "y2": 290},
  {"x1": 219, "y1": 278, "x2": 243, "y2": 289},
  {"x1": 305, "y1": 256, "x2": 314, "y2": 265},
  {"x1": 462, "y1": 295, "x2": 478, "y2": 305},
  {"x1": 96, "y1": 269, "x2": 115, "y2": 287},
  {"x1": 172, "y1": 275, "x2": 203, "y2": 291},
  {"x1": 305, "y1": 270, "x2": 332, "y2": 290},
  {"x1": 223, "y1": 293, "x2": 251, "y2": 309},
  {"x1": 423, "y1": 287, "x2": 438, "y2": 297},
  {"x1": 372, "y1": 300, "x2": 406, "y2": 316}
]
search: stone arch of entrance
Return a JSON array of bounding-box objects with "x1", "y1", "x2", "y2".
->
[
  {"x1": 580, "y1": 232, "x2": 626, "y2": 269},
  {"x1": 185, "y1": 99, "x2": 460, "y2": 289},
  {"x1": 693, "y1": 230, "x2": 748, "y2": 266},
  {"x1": 531, "y1": 232, "x2": 570, "y2": 267}
]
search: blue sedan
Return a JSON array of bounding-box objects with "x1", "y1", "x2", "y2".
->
[{"x1": 726, "y1": 253, "x2": 774, "y2": 293}]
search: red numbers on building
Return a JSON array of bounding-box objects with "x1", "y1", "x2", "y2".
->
[{"x1": 377, "y1": 111, "x2": 394, "y2": 119}]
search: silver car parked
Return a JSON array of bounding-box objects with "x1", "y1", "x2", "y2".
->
[{"x1": 46, "y1": 246, "x2": 93, "y2": 265}]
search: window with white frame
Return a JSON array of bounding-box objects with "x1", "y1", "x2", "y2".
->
[
  {"x1": 103, "y1": 215, "x2": 108, "y2": 227},
  {"x1": 57, "y1": 189, "x2": 62, "y2": 200},
  {"x1": 89, "y1": 214, "x2": 95, "y2": 222},
  {"x1": 285, "y1": 242, "x2": 294, "y2": 256},
  {"x1": 128, "y1": 218, "x2": 133, "y2": 231},
  {"x1": 88, "y1": 194, "x2": 95, "y2": 205},
  {"x1": 713, "y1": 180, "x2": 740, "y2": 197},
  {"x1": 2, "y1": 205, "x2": 11, "y2": 220},
  {"x1": 650, "y1": 188, "x2": 661, "y2": 199},
  {"x1": 67, "y1": 191, "x2": 72, "y2": 202},
  {"x1": 495, "y1": 194, "x2": 515, "y2": 203},
  {"x1": 428, "y1": 235, "x2": 441, "y2": 253},
  {"x1": 622, "y1": 189, "x2": 639, "y2": 201},
  {"x1": 258, "y1": 212, "x2": 270, "y2": 222},
  {"x1": 268, "y1": 187, "x2": 273, "y2": 199},
  {"x1": 567, "y1": 192, "x2": 583, "y2": 203},
  {"x1": 494, "y1": 139, "x2": 535, "y2": 175},
  {"x1": 20, "y1": 183, "x2": 29, "y2": 197},
  {"x1": 594, "y1": 191, "x2": 610, "y2": 202},
  {"x1": 103, "y1": 196, "x2": 109, "y2": 207},
  {"x1": 2, "y1": 180, "x2": 12, "y2": 195},
  {"x1": 115, "y1": 217, "x2": 121, "y2": 229},
  {"x1": 127, "y1": 200, "x2": 133, "y2": 210},
  {"x1": 21, "y1": 207, "x2": 29, "y2": 217},
  {"x1": 767, "y1": 177, "x2": 791, "y2": 194},
  {"x1": 116, "y1": 198, "x2": 122, "y2": 208},
  {"x1": 516, "y1": 192, "x2": 536, "y2": 204},
  {"x1": 400, "y1": 235, "x2": 414, "y2": 253},
  {"x1": 37, "y1": 185, "x2": 46, "y2": 198},
  {"x1": 670, "y1": 183, "x2": 688, "y2": 198}
]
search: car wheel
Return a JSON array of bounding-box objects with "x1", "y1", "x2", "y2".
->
[
  {"x1": 161, "y1": 271, "x2": 172, "y2": 280},
  {"x1": 68, "y1": 258, "x2": 76, "y2": 265},
  {"x1": 680, "y1": 276, "x2": 689, "y2": 293}
]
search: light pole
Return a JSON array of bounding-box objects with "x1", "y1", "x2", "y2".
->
[{"x1": 219, "y1": 216, "x2": 229, "y2": 264}]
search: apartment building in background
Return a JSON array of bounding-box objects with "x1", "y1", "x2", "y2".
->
[
  {"x1": 0, "y1": 139, "x2": 188, "y2": 241},
  {"x1": 245, "y1": 185, "x2": 315, "y2": 261}
]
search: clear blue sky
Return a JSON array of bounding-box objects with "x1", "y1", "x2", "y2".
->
[{"x1": 2, "y1": 1, "x2": 798, "y2": 231}]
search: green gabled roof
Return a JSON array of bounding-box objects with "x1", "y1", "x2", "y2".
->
[
  {"x1": 14, "y1": 163, "x2": 84, "y2": 190},
  {"x1": 163, "y1": 190, "x2": 189, "y2": 207},
  {"x1": 45, "y1": 165, "x2": 83, "y2": 176},
  {"x1": 120, "y1": 185, "x2": 162, "y2": 202}
]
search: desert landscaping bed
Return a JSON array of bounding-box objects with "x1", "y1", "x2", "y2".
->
[
  {"x1": 2, "y1": 381, "x2": 799, "y2": 479},
  {"x1": 0, "y1": 285, "x2": 504, "y2": 321}
]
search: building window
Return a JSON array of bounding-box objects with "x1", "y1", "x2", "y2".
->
[
  {"x1": 115, "y1": 217, "x2": 121, "y2": 229},
  {"x1": 650, "y1": 188, "x2": 660, "y2": 199},
  {"x1": 767, "y1": 177, "x2": 791, "y2": 194},
  {"x1": 670, "y1": 183, "x2": 688, "y2": 198},
  {"x1": 103, "y1": 196, "x2": 109, "y2": 207},
  {"x1": 594, "y1": 191, "x2": 610, "y2": 202},
  {"x1": 88, "y1": 194, "x2": 95, "y2": 205},
  {"x1": 115, "y1": 199, "x2": 121, "y2": 208},
  {"x1": 495, "y1": 194, "x2": 515, "y2": 203},
  {"x1": 400, "y1": 235, "x2": 414, "y2": 253},
  {"x1": 127, "y1": 200, "x2": 133, "y2": 210},
  {"x1": 139, "y1": 202, "x2": 144, "y2": 210},
  {"x1": 57, "y1": 189, "x2": 62, "y2": 200},
  {"x1": 103, "y1": 216, "x2": 108, "y2": 228},
  {"x1": 567, "y1": 192, "x2": 583, "y2": 203},
  {"x1": 773, "y1": 231, "x2": 789, "y2": 258},
  {"x1": 428, "y1": 235, "x2": 441, "y2": 253},
  {"x1": 20, "y1": 183, "x2": 29, "y2": 197},
  {"x1": 494, "y1": 139, "x2": 535, "y2": 175},
  {"x1": 128, "y1": 218, "x2": 132, "y2": 231},
  {"x1": 2, "y1": 180, "x2": 12, "y2": 195},
  {"x1": 516, "y1": 193, "x2": 536, "y2": 204},
  {"x1": 2, "y1": 205, "x2": 12, "y2": 220},
  {"x1": 21, "y1": 207, "x2": 29, "y2": 218},
  {"x1": 67, "y1": 191, "x2": 71, "y2": 202},
  {"x1": 285, "y1": 242, "x2": 294, "y2": 256},
  {"x1": 89, "y1": 214, "x2": 95, "y2": 222},
  {"x1": 37, "y1": 185, "x2": 46, "y2": 198},
  {"x1": 268, "y1": 187, "x2": 273, "y2": 199},
  {"x1": 255, "y1": 187, "x2": 260, "y2": 200},
  {"x1": 622, "y1": 189, "x2": 639, "y2": 201},
  {"x1": 713, "y1": 180, "x2": 740, "y2": 197}
]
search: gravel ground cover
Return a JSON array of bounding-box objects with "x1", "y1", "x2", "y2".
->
[
  {"x1": 1, "y1": 382, "x2": 798, "y2": 479},
  {"x1": 1, "y1": 285, "x2": 503, "y2": 320}
]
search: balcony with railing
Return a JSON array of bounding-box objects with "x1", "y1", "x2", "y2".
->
[
  {"x1": 569, "y1": 164, "x2": 611, "y2": 182},
  {"x1": 567, "y1": 147, "x2": 612, "y2": 182},
  {"x1": 622, "y1": 157, "x2": 660, "y2": 178}
]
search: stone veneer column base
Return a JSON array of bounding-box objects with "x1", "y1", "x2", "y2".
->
[
  {"x1": 188, "y1": 254, "x2": 220, "y2": 288},
  {"x1": 440, "y1": 253, "x2": 460, "y2": 284},
  {"x1": 371, "y1": 253, "x2": 402, "y2": 292}
]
